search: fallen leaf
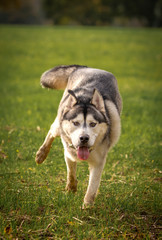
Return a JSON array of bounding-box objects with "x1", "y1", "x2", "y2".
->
[
  {"x1": 36, "y1": 126, "x2": 41, "y2": 131},
  {"x1": 4, "y1": 225, "x2": 12, "y2": 235},
  {"x1": 0, "y1": 148, "x2": 8, "y2": 161},
  {"x1": 17, "y1": 151, "x2": 23, "y2": 160}
]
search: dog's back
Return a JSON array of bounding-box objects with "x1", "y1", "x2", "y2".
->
[
  {"x1": 67, "y1": 67, "x2": 122, "y2": 114},
  {"x1": 41, "y1": 65, "x2": 122, "y2": 114}
]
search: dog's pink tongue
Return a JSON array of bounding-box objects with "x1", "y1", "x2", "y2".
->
[{"x1": 77, "y1": 147, "x2": 89, "y2": 160}]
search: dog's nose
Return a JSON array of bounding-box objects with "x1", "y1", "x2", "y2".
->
[{"x1": 80, "y1": 134, "x2": 89, "y2": 144}]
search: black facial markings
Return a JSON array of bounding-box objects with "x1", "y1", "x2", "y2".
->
[
  {"x1": 63, "y1": 108, "x2": 78, "y2": 121},
  {"x1": 63, "y1": 102, "x2": 109, "y2": 125},
  {"x1": 83, "y1": 104, "x2": 87, "y2": 127}
]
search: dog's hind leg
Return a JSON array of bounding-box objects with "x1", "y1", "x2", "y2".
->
[
  {"x1": 35, "y1": 117, "x2": 60, "y2": 164},
  {"x1": 65, "y1": 157, "x2": 77, "y2": 192}
]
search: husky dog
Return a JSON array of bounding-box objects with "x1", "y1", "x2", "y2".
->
[{"x1": 35, "y1": 65, "x2": 122, "y2": 207}]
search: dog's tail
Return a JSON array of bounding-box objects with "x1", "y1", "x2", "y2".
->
[{"x1": 40, "y1": 65, "x2": 87, "y2": 90}]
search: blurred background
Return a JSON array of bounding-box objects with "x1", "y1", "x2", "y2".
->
[{"x1": 0, "y1": 0, "x2": 161, "y2": 27}]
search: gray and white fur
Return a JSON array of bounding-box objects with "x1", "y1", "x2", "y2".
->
[{"x1": 36, "y1": 65, "x2": 122, "y2": 207}]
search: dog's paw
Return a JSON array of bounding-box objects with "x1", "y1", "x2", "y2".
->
[
  {"x1": 35, "y1": 146, "x2": 49, "y2": 164},
  {"x1": 82, "y1": 194, "x2": 95, "y2": 209},
  {"x1": 66, "y1": 182, "x2": 77, "y2": 193},
  {"x1": 65, "y1": 185, "x2": 77, "y2": 193},
  {"x1": 82, "y1": 201, "x2": 94, "y2": 210}
]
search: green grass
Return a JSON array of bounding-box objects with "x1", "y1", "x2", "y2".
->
[{"x1": 0, "y1": 25, "x2": 162, "y2": 239}]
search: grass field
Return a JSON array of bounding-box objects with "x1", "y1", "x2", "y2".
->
[{"x1": 0, "y1": 25, "x2": 162, "y2": 239}]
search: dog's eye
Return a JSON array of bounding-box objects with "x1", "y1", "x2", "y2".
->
[
  {"x1": 89, "y1": 122, "x2": 97, "y2": 128},
  {"x1": 73, "y1": 121, "x2": 80, "y2": 127}
]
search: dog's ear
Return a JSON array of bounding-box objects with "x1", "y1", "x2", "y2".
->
[
  {"x1": 66, "y1": 90, "x2": 77, "y2": 109},
  {"x1": 91, "y1": 89, "x2": 105, "y2": 112}
]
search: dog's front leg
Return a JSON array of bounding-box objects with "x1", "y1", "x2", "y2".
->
[
  {"x1": 83, "y1": 160, "x2": 106, "y2": 208},
  {"x1": 35, "y1": 117, "x2": 60, "y2": 164},
  {"x1": 65, "y1": 157, "x2": 77, "y2": 192}
]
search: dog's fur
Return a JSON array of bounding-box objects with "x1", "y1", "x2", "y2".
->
[{"x1": 36, "y1": 65, "x2": 122, "y2": 207}]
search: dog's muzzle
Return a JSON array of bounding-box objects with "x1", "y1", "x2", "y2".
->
[
  {"x1": 76, "y1": 134, "x2": 89, "y2": 160},
  {"x1": 79, "y1": 134, "x2": 89, "y2": 145},
  {"x1": 68, "y1": 134, "x2": 93, "y2": 160}
]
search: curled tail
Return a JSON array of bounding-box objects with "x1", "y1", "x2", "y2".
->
[{"x1": 40, "y1": 65, "x2": 87, "y2": 90}]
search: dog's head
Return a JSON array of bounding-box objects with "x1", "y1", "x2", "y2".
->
[{"x1": 61, "y1": 89, "x2": 109, "y2": 160}]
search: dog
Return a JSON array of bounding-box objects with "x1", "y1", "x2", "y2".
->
[{"x1": 35, "y1": 65, "x2": 122, "y2": 207}]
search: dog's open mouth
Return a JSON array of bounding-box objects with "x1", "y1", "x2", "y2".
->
[{"x1": 77, "y1": 146, "x2": 90, "y2": 160}]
